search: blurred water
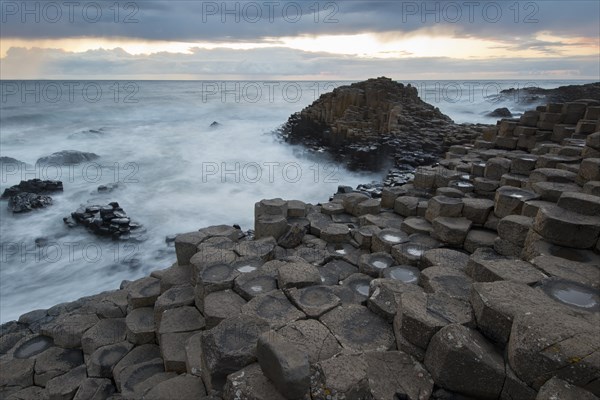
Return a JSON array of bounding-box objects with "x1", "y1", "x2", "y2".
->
[{"x1": 0, "y1": 79, "x2": 594, "y2": 322}]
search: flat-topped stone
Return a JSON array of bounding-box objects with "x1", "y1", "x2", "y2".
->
[
  {"x1": 202, "y1": 289, "x2": 246, "y2": 329},
  {"x1": 371, "y1": 228, "x2": 409, "y2": 253},
  {"x1": 419, "y1": 266, "x2": 472, "y2": 300},
  {"x1": 320, "y1": 304, "x2": 394, "y2": 352},
  {"x1": 532, "y1": 181, "x2": 582, "y2": 202},
  {"x1": 233, "y1": 269, "x2": 277, "y2": 301},
  {"x1": 558, "y1": 191, "x2": 600, "y2": 215},
  {"x1": 395, "y1": 291, "x2": 473, "y2": 351},
  {"x1": 175, "y1": 232, "x2": 209, "y2": 265},
  {"x1": 494, "y1": 186, "x2": 539, "y2": 218},
  {"x1": 87, "y1": 341, "x2": 134, "y2": 378},
  {"x1": 286, "y1": 285, "x2": 340, "y2": 318},
  {"x1": 277, "y1": 260, "x2": 321, "y2": 289},
  {"x1": 40, "y1": 312, "x2": 99, "y2": 349},
  {"x1": 241, "y1": 290, "x2": 305, "y2": 329},
  {"x1": 533, "y1": 204, "x2": 600, "y2": 248},
  {"x1": 81, "y1": 318, "x2": 126, "y2": 355},
  {"x1": 531, "y1": 255, "x2": 600, "y2": 288},
  {"x1": 358, "y1": 252, "x2": 395, "y2": 277},
  {"x1": 425, "y1": 196, "x2": 463, "y2": 222},
  {"x1": 432, "y1": 217, "x2": 472, "y2": 246},
  {"x1": 278, "y1": 319, "x2": 342, "y2": 363},
  {"x1": 420, "y1": 248, "x2": 470, "y2": 271},
  {"x1": 466, "y1": 248, "x2": 546, "y2": 285},
  {"x1": 34, "y1": 346, "x2": 84, "y2": 386},
  {"x1": 125, "y1": 307, "x2": 155, "y2": 345}
]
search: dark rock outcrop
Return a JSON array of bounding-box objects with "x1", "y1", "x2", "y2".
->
[
  {"x1": 2, "y1": 179, "x2": 63, "y2": 199},
  {"x1": 500, "y1": 82, "x2": 600, "y2": 104},
  {"x1": 280, "y1": 77, "x2": 488, "y2": 182},
  {"x1": 487, "y1": 107, "x2": 512, "y2": 118},
  {"x1": 64, "y1": 202, "x2": 145, "y2": 241},
  {"x1": 36, "y1": 150, "x2": 99, "y2": 165},
  {"x1": 8, "y1": 192, "x2": 53, "y2": 213}
]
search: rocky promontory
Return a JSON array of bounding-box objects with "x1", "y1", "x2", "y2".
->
[
  {"x1": 500, "y1": 82, "x2": 600, "y2": 104},
  {"x1": 281, "y1": 77, "x2": 488, "y2": 176},
  {"x1": 1, "y1": 82, "x2": 600, "y2": 400}
]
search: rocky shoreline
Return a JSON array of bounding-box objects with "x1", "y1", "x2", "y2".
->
[{"x1": 1, "y1": 82, "x2": 600, "y2": 400}]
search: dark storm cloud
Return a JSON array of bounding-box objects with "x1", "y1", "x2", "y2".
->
[{"x1": 1, "y1": 0, "x2": 598, "y2": 42}]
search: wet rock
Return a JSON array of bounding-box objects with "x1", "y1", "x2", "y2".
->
[
  {"x1": 87, "y1": 341, "x2": 134, "y2": 378},
  {"x1": 1, "y1": 179, "x2": 63, "y2": 198},
  {"x1": 320, "y1": 304, "x2": 394, "y2": 352},
  {"x1": 537, "y1": 278, "x2": 599, "y2": 312},
  {"x1": 199, "y1": 314, "x2": 270, "y2": 391},
  {"x1": 36, "y1": 150, "x2": 99, "y2": 165},
  {"x1": 257, "y1": 331, "x2": 310, "y2": 399},
  {"x1": 487, "y1": 107, "x2": 512, "y2": 118},
  {"x1": 241, "y1": 290, "x2": 305, "y2": 329},
  {"x1": 277, "y1": 320, "x2": 342, "y2": 363},
  {"x1": 233, "y1": 269, "x2": 278, "y2": 301},
  {"x1": 286, "y1": 285, "x2": 341, "y2": 318},
  {"x1": 67, "y1": 202, "x2": 144, "y2": 241},
  {"x1": 318, "y1": 259, "x2": 358, "y2": 286},
  {"x1": 371, "y1": 228, "x2": 409, "y2": 253},
  {"x1": 358, "y1": 252, "x2": 396, "y2": 277},
  {"x1": 339, "y1": 273, "x2": 373, "y2": 303},
  {"x1": 425, "y1": 324, "x2": 506, "y2": 399},
  {"x1": 8, "y1": 192, "x2": 53, "y2": 213}
]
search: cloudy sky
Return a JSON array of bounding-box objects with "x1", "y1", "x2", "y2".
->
[{"x1": 1, "y1": 0, "x2": 599, "y2": 79}]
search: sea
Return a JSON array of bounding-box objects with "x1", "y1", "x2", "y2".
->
[{"x1": 0, "y1": 79, "x2": 594, "y2": 322}]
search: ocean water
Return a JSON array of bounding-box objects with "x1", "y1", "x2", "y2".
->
[{"x1": 0, "y1": 79, "x2": 594, "y2": 322}]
